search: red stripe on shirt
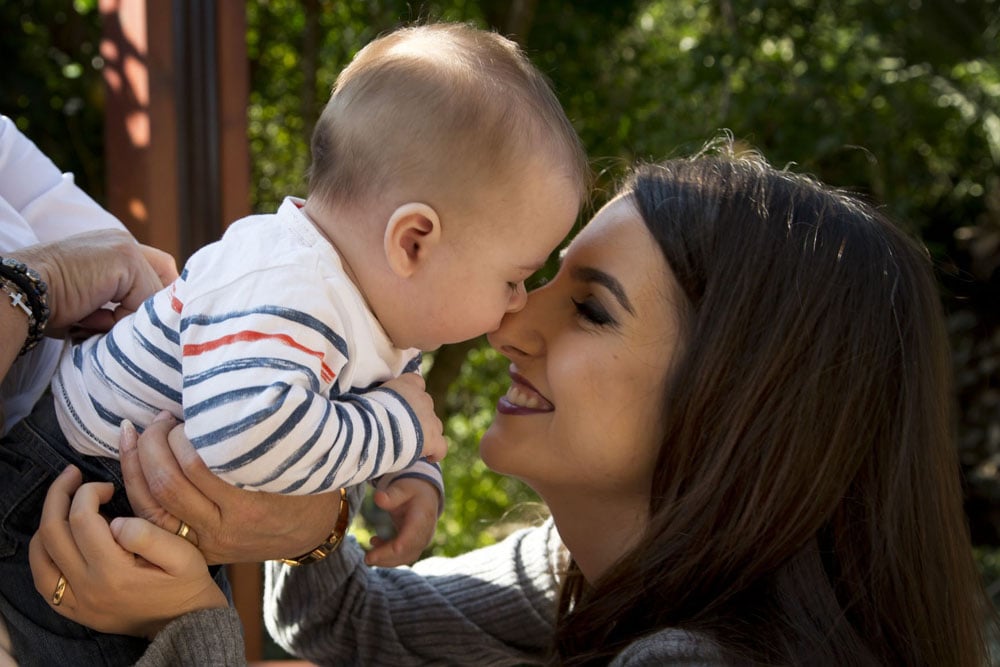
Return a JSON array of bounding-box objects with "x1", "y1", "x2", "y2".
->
[
  {"x1": 183, "y1": 331, "x2": 336, "y2": 383},
  {"x1": 170, "y1": 285, "x2": 183, "y2": 313}
]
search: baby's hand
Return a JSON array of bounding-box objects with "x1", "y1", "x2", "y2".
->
[
  {"x1": 381, "y1": 373, "x2": 447, "y2": 464},
  {"x1": 365, "y1": 477, "x2": 440, "y2": 567}
]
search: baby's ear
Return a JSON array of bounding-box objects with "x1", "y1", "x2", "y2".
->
[{"x1": 384, "y1": 202, "x2": 441, "y2": 278}]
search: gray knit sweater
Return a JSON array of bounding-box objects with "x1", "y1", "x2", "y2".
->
[{"x1": 141, "y1": 514, "x2": 722, "y2": 666}]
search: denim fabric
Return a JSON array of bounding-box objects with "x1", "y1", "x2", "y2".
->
[{"x1": 0, "y1": 393, "x2": 232, "y2": 666}]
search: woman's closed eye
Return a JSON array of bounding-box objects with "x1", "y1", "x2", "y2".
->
[
  {"x1": 572, "y1": 297, "x2": 616, "y2": 327},
  {"x1": 527, "y1": 275, "x2": 549, "y2": 290}
]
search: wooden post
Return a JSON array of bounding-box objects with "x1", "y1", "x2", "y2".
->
[
  {"x1": 100, "y1": 0, "x2": 259, "y2": 659},
  {"x1": 100, "y1": 0, "x2": 249, "y2": 261}
]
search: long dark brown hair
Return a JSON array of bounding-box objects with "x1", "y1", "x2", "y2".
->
[{"x1": 554, "y1": 143, "x2": 994, "y2": 665}]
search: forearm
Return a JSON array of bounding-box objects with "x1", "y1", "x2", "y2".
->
[
  {"x1": 265, "y1": 494, "x2": 561, "y2": 665},
  {"x1": 0, "y1": 297, "x2": 29, "y2": 378},
  {"x1": 0, "y1": 244, "x2": 54, "y2": 378}
]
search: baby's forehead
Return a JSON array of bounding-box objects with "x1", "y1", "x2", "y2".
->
[{"x1": 462, "y1": 228, "x2": 554, "y2": 273}]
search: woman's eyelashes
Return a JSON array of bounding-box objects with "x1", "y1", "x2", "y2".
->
[
  {"x1": 528, "y1": 275, "x2": 549, "y2": 290},
  {"x1": 572, "y1": 297, "x2": 616, "y2": 327}
]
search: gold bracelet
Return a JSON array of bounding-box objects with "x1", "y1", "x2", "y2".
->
[{"x1": 280, "y1": 487, "x2": 349, "y2": 566}]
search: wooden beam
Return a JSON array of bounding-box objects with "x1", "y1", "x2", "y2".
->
[
  {"x1": 216, "y1": 0, "x2": 251, "y2": 230},
  {"x1": 100, "y1": 0, "x2": 249, "y2": 263},
  {"x1": 101, "y1": 0, "x2": 258, "y2": 660}
]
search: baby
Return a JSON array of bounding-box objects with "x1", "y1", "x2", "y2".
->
[{"x1": 0, "y1": 21, "x2": 588, "y2": 667}]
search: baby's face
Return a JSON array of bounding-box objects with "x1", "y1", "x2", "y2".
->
[{"x1": 398, "y1": 161, "x2": 580, "y2": 351}]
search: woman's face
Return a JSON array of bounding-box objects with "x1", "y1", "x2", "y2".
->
[{"x1": 481, "y1": 195, "x2": 683, "y2": 507}]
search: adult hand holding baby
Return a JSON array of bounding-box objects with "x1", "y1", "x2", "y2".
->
[
  {"x1": 9, "y1": 229, "x2": 177, "y2": 336},
  {"x1": 27, "y1": 465, "x2": 226, "y2": 640},
  {"x1": 27, "y1": 413, "x2": 345, "y2": 644},
  {"x1": 118, "y1": 413, "x2": 344, "y2": 565}
]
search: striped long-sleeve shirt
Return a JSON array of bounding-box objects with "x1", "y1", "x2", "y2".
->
[{"x1": 51, "y1": 197, "x2": 441, "y2": 496}]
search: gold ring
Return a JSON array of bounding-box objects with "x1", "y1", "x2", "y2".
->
[
  {"x1": 51, "y1": 574, "x2": 67, "y2": 606},
  {"x1": 175, "y1": 520, "x2": 191, "y2": 540}
]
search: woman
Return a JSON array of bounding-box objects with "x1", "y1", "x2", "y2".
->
[{"x1": 30, "y1": 142, "x2": 993, "y2": 665}]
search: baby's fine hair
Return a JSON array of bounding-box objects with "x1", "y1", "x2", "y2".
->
[{"x1": 308, "y1": 22, "x2": 589, "y2": 210}]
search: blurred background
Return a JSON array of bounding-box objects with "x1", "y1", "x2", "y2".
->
[{"x1": 3, "y1": 0, "x2": 999, "y2": 652}]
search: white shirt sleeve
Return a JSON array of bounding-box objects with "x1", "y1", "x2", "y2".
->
[
  {"x1": 0, "y1": 115, "x2": 128, "y2": 435},
  {"x1": 0, "y1": 115, "x2": 125, "y2": 249}
]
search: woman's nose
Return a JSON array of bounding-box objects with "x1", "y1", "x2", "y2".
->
[{"x1": 489, "y1": 288, "x2": 544, "y2": 358}]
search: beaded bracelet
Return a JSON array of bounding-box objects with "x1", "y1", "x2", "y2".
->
[{"x1": 0, "y1": 256, "x2": 50, "y2": 356}]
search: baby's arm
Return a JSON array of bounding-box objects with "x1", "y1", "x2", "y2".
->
[
  {"x1": 177, "y1": 272, "x2": 429, "y2": 494},
  {"x1": 378, "y1": 372, "x2": 447, "y2": 464},
  {"x1": 363, "y1": 373, "x2": 447, "y2": 566}
]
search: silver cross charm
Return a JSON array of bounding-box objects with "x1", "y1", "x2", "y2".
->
[{"x1": 5, "y1": 286, "x2": 31, "y2": 316}]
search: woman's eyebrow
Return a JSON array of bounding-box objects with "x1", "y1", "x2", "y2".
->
[{"x1": 571, "y1": 266, "x2": 635, "y2": 315}]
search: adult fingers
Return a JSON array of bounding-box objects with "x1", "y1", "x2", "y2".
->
[
  {"x1": 167, "y1": 423, "x2": 237, "y2": 506},
  {"x1": 109, "y1": 516, "x2": 203, "y2": 576},
  {"x1": 29, "y1": 466, "x2": 85, "y2": 606},
  {"x1": 71, "y1": 310, "x2": 117, "y2": 335},
  {"x1": 28, "y1": 531, "x2": 69, "y2": 611},
  {"x1": 115, "y1": 249, "x2": 167, "y2": 313},
  {"x1": 37, "y1": 465, "x2": 83, "y2": 522},
  {"x1": 137, "y1": 419, "x2": 220, "y2": 531},
  {"x1": 67, "y1": 480, "x2": 129, "y2": 568},
  {"x1": 121, "y1": 416, "x2": 187, "y2": 536},
  {"x1": 34, "y1": 466, "x2": 85, "y2": 565},
  {"x1": 120, "y1": 418, "x2": 158, "y2": 518},
  {"x1": 139, "y1": 244, "x2": 179, "y2": 286},
  {"x1": 140, "y1": 418, "x2": 345, "y2": 563}
]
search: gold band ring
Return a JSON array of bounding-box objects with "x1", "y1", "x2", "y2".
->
[
  {"x1": 51, "y1": 574, "x2": 67, "y2": 606},
  {"x1": 175, "y1": 520, "x2": 192, "y2": 541}
]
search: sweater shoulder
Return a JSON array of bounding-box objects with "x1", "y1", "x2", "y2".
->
[{"x1": 611, "y1": 628, "x2": 725, "y2": 666}]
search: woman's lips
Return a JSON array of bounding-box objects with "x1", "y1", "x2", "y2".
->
[{"x1": 497, "y1": 371, "x2": 554, "y2": 415}]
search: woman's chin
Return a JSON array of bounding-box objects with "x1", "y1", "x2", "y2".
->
[
  {"x1": 479, "y1": 427, "x2": 516, "y2": 475},
  {"x1": 478, "y1": 429, "x2": 500, "y2": 468}
]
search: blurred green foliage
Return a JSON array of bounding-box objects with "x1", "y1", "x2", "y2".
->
[
  {"x1": 0, "y1": 0, "x2": 105, "y2": 200},
  {"x1": 4, "y1": 1, "x2": 999, "y2": 564},
  {"x1": 244, "y1": 0, "x2": 493, "y2": 212}
]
